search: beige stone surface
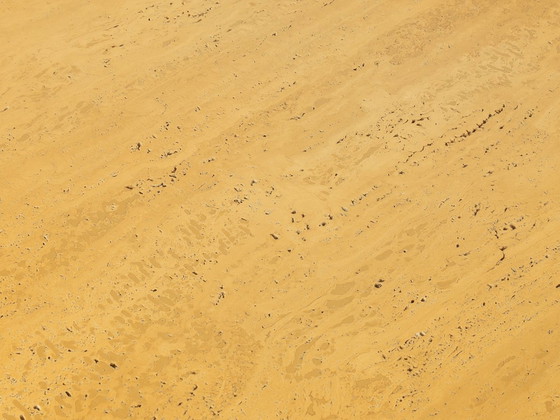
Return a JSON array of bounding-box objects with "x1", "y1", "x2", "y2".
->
[{"x1": 1, "y1": 0, "x2": 560, "y2": 418}]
